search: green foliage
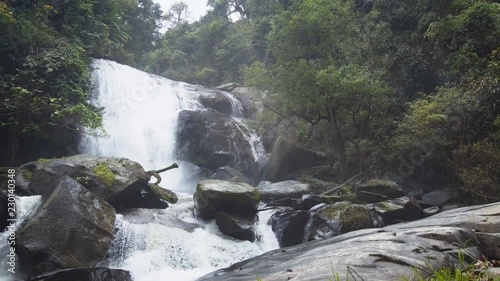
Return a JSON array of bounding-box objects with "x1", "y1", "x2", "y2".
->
[
  {"x1": 93, "y1": 162, "x2": 114, "y2": 187},
  {"x1": 0, "y1": 0, "x2": 162, "y2": 165},
  {"x1": 453, "y1": 140, "x2": 500, "y2": 203},
  {"x1": 400, "y1": 249, "x2": 500, "y2": 281}
]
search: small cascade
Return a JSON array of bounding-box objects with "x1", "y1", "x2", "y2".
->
[
  {"x1": 220, "y1": 91, "x2": 266, "y2": 161},
  {"x1": 101, "y1": 196, "x2": 278, "y2": 281}
]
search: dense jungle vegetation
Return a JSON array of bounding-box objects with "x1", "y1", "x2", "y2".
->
[{"x1": 0, "y1": 0, "x2": 499, "y2": 203}]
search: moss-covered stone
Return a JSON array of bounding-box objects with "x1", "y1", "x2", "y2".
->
[
  {"x1": 147, "y1": 183, "x2": 178, "y2": 204},
  {"x1": 194, "y1": 179, "x2": 260, "y2": 220},
  {"x1": 93, "y1": 162, "x2": 114, "y2": 187},
  {"x1": 306, "y1": 201, "x2": 382, "y2": 241},
  {"x1": 22, "y1": 169, "x2": 33, "y2": 180}
]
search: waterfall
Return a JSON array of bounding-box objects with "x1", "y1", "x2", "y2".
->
[{"x1": 82, "y1": 60, "x2": 278, "y2": 281}]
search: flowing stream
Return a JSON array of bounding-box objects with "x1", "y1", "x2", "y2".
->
[{"x1": 81, "y1": 60, "x2": 278, "y2": 281}]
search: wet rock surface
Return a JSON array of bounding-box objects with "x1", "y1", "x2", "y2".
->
[
  {"x1": 258, "y1": 180, "x2": 311, "y2": 203},
  {"x1": 28, "y1": 268, "x2": 132, "y2": 281},
  {"x1": 194, "y1": 180, "x2": 260, "y2": 220},
  {"x1": 198, "y1": 202, "x2": 500, "y2": 281},
  {"x1": 17, "y1": 176, "x2": 116, "y2": 277}
]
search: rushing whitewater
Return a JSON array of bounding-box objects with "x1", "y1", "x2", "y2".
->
[
  {"x1": 83, "y1": 60, "x2": 278, "y2": 281},
  {"x1": 0, "y1": 196, "x2": 42, "y2": 281}
]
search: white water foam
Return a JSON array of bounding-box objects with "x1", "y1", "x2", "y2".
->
[
  {"x1": 83, "y1": 60, "x2": 278, "y2": 281},
  {"x1": 0, "y1": 196, "x2": 42, "y2": 281}
]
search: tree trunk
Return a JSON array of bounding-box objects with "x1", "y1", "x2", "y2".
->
[{"x1": 327, "y1": 106, "x2": 348, "y2": 179}]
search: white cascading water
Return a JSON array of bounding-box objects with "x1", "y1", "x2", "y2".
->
[
  {"x1": 0, "y1": 196, "x2": 42, "y2": 281},
  {"x1": 82, "y1": 60, "x2": 278, "y2": 281}
]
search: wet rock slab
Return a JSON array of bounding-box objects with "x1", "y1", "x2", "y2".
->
[{"x1": 198, "y1": 202, "x2": 500, "y2": 281}]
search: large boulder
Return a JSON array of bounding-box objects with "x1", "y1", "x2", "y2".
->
[
  {"x1": 17, "y1": 176, "x2": 116, "y2": 277},
  {"x1": 420, "y1": 188, "x2": 460, "y2": 207},
  {"x1": 198, "y1": 91, "x2": 232, "y2": 115},
  {"x1": 15, "y1": 155, "x2": 155, "y2": 209},
  {"x1": 355, "y1": 179, "x2": 404, "y2": 203},
  {"x1": 305, "y1": 201, "x2": 382, "y2": 241},
  {"x1": 28, "y1": 268, "x2": 132, "y2": 281},
  {"x1": 262, "y1": 137, "x2": 327, "y2": 182},
  {"x1": 176, "y1": 110, "x2": 254, "y2": 173},
  {"x1": 211, "y1": 166, "x2": 252, "y2": 185},
  {"x1": 198, "y1": 202, "x2": 500, "y2": 281},
  {"x1": 215, "y1": 212, "x2": 256, "y2": 242},
  {"x1": 367, "y1": 197, "x2": 423, "y2": 224},
  {"x1": 270, "y1": 209, "x2": 310, "y2": 247},
  {"x1": 258, "y1": 180, "x2": 312, "y2": 203},
  {"x1": 194, "y1": 180, "x2": 260, "y2": 220}
]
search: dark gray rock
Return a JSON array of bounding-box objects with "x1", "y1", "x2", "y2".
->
[
  {"x1": 355, "y1": 180, "x2": 404, "y2": 203},
  {"x1": 262, "y1": 137, "x2": 327, "y2": 182},
  {"x1": 301, "y1": 194, "x2": 342, "y2": 210},
  {"x1": 420, "y1": 188, "x2": 460, "y2": 207},
  {"x1": 305, "y1": 201, "x2": 382, "y2": 241},
  {"x1": 176, "y1": 110, "x2": 254, "y2": 173},
  {"x1": 211, "y1": 166, "x2": 251, "y2": 185},
  {"x1": 15, "y1": 155, "x2": 156, "y2": 210},
  {"x1": 17, "y1": 176, "x2": 116, "y2": 277},
  {"x1": 423, "y1": 206, "x2": 441, "y2": 217},
  {"x1": 270, "y1": 209, "x2": 310, "y2": 247},
  {"x1": 442, "y1": 202, "x2": 466, "y2": 211},
  {"x1": 367, "y1": 197, "x2": 423, "y2": 224},
  {"x1": 0, "y1": 191, "x2": 8, "y2": 232},
  {"x1": 215, "y1": 212, "x2": 256, "y2": 242},
  {"x1": 258, "y1": 180, "x2": 311, "y2": 203},
  {"x1": 194, "y1": 180, "x2": 260, "y2": 220},
  {"x1": 28, "y1": 268, "x2": 132, "y2": 281},
  {"x1": 198, "y1": 202, "x2": 500, "y2": 281},
  {"x1": 265, "y1": 198, "x2": 303, "y2": 210},
  {"x1": 198, "y1": 92, "x2": 232, "y2": 115}
]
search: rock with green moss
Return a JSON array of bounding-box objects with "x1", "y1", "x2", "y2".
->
[
  {"x1": 355, "y1": 179, "x2": 404, "y2": 203},
  {"x1": 147, "y1": 183, "x2": 178, "y2": 204},
  {"x1": 262, "y1": 137, "x2": 328, "y2": 182},
  {"x1": 305, "y1": 201, "x2": 382, "y2": 241},
  {"x1": 194, "y1": 179, "x2": 260, "y2": 220},
  {"x1": 15, "y1": 154, "x2": 152, "y2": 209},
  {"x1": 17, "y1": 176, "x2": 116, "y2": 277},
  {"x1": 367, "y1": 196, "x2": 423, "y2": 224}
]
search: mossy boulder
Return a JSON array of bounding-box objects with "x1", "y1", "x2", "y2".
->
[
  {"x1": 355, "y1": 179, "x2": 404, "y2": 203},
  {"x1": 17, "y1": 176, "x2": 116, "y2": 277},
  {"x1": 211, "y1": 166, "x2": 252, "y2": 185},
  {"x1": 305, "y1": 201, "x2": 382, "y2": 241},
  {"x1": 16, "y1": 154, "x2": 149, "y2": 198},
  {"x1": 262, "y1": 137, "x2": 327, "y2": 182},
  {"x1": 367, "y1": 196, "x2": 423, "y2": 224},
  {"x1": 14, "y1": 155, "x2": 166, "y2": 210},
  {"x1": 147, "y1": 183, "x2": 178, "y2": 204},
  {"x1": 194, "y1": 179, "x2": 260, "y2": 220}
]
